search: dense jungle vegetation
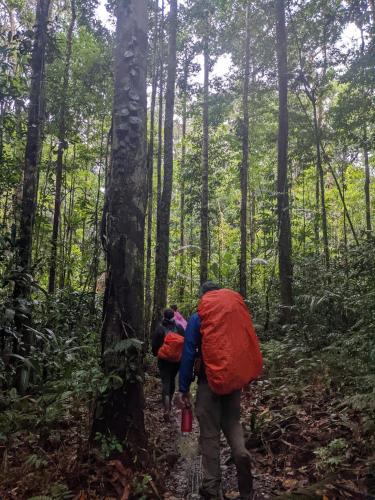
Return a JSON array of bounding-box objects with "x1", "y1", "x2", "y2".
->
[{"x1": 0, "y1": 0, "x2": 374, "y2": 498}]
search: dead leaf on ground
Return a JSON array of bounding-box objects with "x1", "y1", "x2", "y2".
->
[{"x1": 282, "y1": 478, "x2": 299, "y2": 489}]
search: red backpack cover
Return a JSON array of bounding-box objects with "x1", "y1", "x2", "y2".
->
[
  {"x1": 198, "y1": 288, "x2": 262, "y2": 395},
  {"x1": 158, "y1": 332, "x2": 184, "y2": 363}
]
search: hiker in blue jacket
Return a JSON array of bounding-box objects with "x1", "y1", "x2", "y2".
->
[{"x1": 177, "y1": 281, "x2": 254, "y2": 500}]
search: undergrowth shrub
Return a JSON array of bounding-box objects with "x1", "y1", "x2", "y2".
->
[
  {"x1": 0, "y1": 285, "x2": 102, "y2": 439},
  {"x1": 262, "y1": 239, "x2": 375, "y2": 439}
]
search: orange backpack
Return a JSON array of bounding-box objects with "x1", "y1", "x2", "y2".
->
[
  {"x1": 198, "y1": 288, "x2": 262, "y2": 395},
  {"x1": 157, "y1": 331, "x2": 184, "y2": 363}
]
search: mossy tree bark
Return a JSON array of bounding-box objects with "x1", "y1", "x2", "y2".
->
[{"x1": 91, "y1": 0, "x2": 148, "y2": 449}]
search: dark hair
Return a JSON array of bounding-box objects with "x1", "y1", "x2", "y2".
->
[
  {"x1": 199, "y1": 281, "x2": 221, "y2": 297},
  {"x1": 163, "y1": 308, "x2": 175, "y2": 320},
  {"x1": 170, "y1": 304, "x2": 178, "y2": 311}
]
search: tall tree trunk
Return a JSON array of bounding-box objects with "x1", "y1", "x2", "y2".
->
[
  {"x1": 370, "y1": 0, "x2": 375, "y2": 25},
  {"x1": 0, "y1": 103, "x2": 4, "y2": 178},
  {"x1": 34, "y1": 136, "x2": 53, "y2": 259},
  {"x1": 200, "y1": 30, "x2": 209, "y2": 285},
  {"x1": 152, "y1": 0, "x2": 178, "y2": 328},
  {"x1": 341, "y1": 165, "x2": 348, "y2": 272},
  {"x1": 363, "y1": 126, "x2": 372, "y2": 238},
  {"x1": 178, "y1": 55, "x2": 189, "y2": 304},
  {"x1": 48, "y1": 0, "x2": 76, "y2": 294},
  {"x1": 13, "y1": 0, "x2": 51, "y2": 394},
  {"x1": 144, "y1": 2, "x2": 159, "y2": 337},
  {"x1": 240, "y1": 2, "x2": 251, "y2": 299},
  {"x1": 156, "y1": 0, "x2": 164, "y2": 228},
  {"x1": 302, "y1": 173, "x2": 306, "y2": 254},
  {"x1": 59, "y1": 167, "x2": 68, "y2": 289},
  {"x1": 314, "y1": 172, "x2": 320, "y2": 252},
  {"x1": 91, "y1": 0, "x2": 148, "y2": 448},
  {"x1": 275, "y1": 0, "x2": 293, "y2": 323},
  {"x1": 358, "y1": 25, "x2": 372, "y2": 238},
  {"x1": 249, "y1": 189, "x2": 256, "y2": 290},
  {"x1": 16, "y1": 0, "x2": 51, "y2": 288},
  {"x1": 2, "y1": 190, "x2": 9, "y2": 228},
  {"x1": 312, "y1": 99, "x2": 329, "y2": 269},
  {"x1": 91, "y1": 119, "x2": 105, "y2": 312},
  {"x1": 66, "y1": 160, "x2": 76, "y2": 287}
]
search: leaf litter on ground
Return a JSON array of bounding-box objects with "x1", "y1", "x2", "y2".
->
[{"x1": 1, "y1": 366, "x2": 374, "y2": 499}]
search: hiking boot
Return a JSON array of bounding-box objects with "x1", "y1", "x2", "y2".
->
[
  {"x1": 199, "y1": 487, "x2": 225, "y2": 500},
  {"x1": 220, "y1": 489, "x2": 256, "y2": 500},
  {"x1": 238, "y1": 486, "x2": 254, "y2": 499},
  {"x1": 162, "y1": 395, "x2": 171, "y2": 422}
]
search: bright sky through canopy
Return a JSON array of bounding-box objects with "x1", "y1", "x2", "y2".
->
[{"x1": 95, "y1": 0, "x2": 361, "y2": 87}]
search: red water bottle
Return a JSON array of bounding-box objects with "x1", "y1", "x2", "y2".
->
[{"x1": 181, "y1": 407, "x2": 193, "y2": 433}]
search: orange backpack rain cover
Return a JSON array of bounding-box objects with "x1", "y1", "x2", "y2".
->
[
  {"x1": 198, "y1": 289, "x2": 262, "y2": 395},
  {"x1": 158, "y1": 332, "x2": 184, "y2": 363}
]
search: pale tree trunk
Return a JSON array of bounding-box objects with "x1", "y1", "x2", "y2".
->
[
  {"x1": 363, "y1": 126, "x2": 372, "y2": 238},
  {"x1": 249, "y1": 189, "x2": 256, "y2": 290},
  {"x1": 200, "y1": 30, "x2": 209, "y2": 285},
  {"x1": 312, "y1": 98, "x2": 329, "y2": 269},
  {"x1": 91, "y1": 0, "x2": 148, "y2": 448},
  {"x1": 275, "y1": 0, "x2": 293, "y2": 323},
  {"x1": 240, "y1": 2, "x2": 251, "y2": 299},
  {"x1": 370, "y1": 0, "x2": 375, "y2": 25},
  {"x1": 152, "y1": 0, "x2": 178, "y2": 329},
  {"x1": 319, "y1": 142, "x2": 358, "y2": 245},
  {"x1": 48, "y1": 0, "x2": 76, "y2": 293},
  {"x1": 91, "y1": 119, "x2": 105, "y2": 312},
  {"x1": 342, "y1": 165, "x2": 348, "y2": 273}
]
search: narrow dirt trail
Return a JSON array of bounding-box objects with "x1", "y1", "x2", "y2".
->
[
  {"x1": 145, "y1": 373, "x2": 372, "y2": 499},
  {"x1": 145, "y1": 374, "x2": 275, "y2": 499}
]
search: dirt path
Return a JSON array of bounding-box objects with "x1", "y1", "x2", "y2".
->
[
  {"x1": 145, "y1": 374, "x2": 373, "y2": 499},
  {"x1": 145, "y1": 375, "x2": 275, "y2": 499},
  {"x1": 2, "y1": 372, "x2": 371, "y2": 498}
]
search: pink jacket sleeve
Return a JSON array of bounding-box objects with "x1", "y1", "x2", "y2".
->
[{"x1": 174, "y1": 311, "x2": 187, "y2": 330}]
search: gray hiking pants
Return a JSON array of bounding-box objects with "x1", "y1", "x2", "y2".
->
[{"x1": 195, "y1": 382, "x2": 253, "y2": 499}]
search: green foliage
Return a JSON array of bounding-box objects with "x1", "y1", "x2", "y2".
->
[
  {"x1": 94, "y1": 432, "x2": 123, "y2": 459},
  {"x1": 25, "y1": 453, "x2": 48, "y2": 470},
  {"x1": 103, "y1": 338, "x2": 144, "y2": 384},
  {"x1": 132, "y1": 474, "x2": 153, "y2": 500},
  {"x1": 314, "y1": 438, "x2": 348, "y2": 471},
  {"x1": 28, "y1": 482, "x2": 73, "y2": 500}
]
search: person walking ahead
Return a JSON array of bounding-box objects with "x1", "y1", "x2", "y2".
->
[
  {"x1": 177, "y1": 282, "x2": 262, "y2": 500},
  {"x1": 152, "y1": 308, "x2": 185, "y2": 421},
  {"x1": 171, "y1": 303, "x2": 187, "y2": 330}
]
